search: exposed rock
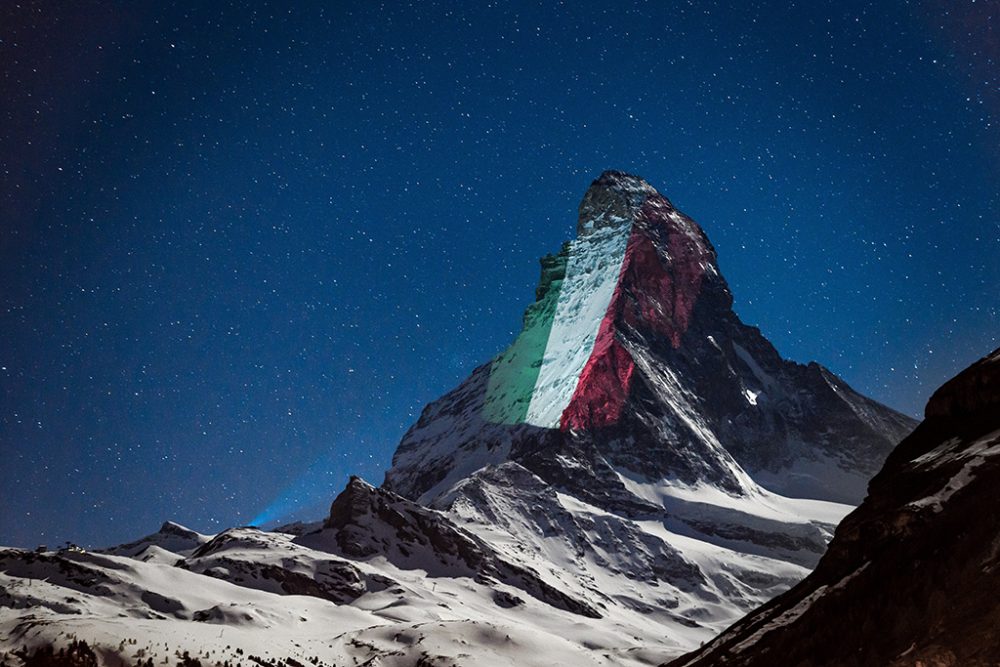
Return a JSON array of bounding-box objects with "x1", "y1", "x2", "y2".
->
[
  {"x1": 924, "y1": 348, "x2": 1000, "y2": 419},
  {"x1": 386, "y1": 170, "x2": 915, "y2": 511},
  {"x1": 665, "y1": 348, "x2": 1000, "y2": 667}
]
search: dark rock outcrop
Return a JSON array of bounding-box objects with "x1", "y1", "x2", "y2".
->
[{"x1": 665, "y1": 348, "x2": 1000, "y2": 667}]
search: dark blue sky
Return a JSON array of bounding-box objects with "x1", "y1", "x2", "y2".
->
[{"x1": 2, "y1": 1, "x2": 997, "y2": 548}]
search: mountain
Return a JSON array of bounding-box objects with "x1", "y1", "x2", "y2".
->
[
  {"x1": 0, "y1": 171, "x2": 917, "y2": 666},
  {"x1": 666, "y1": 348, "x2": 1000, "y2": 667},
  {"x1": 99, "y1": 521, "x2": 211, "y2": 561},
  {"x1": 378, "y1": 170, "x2": 915, "y2": 644},
  {"x1": 387, "y1": 170, "x2": 913, "y2": 508}
]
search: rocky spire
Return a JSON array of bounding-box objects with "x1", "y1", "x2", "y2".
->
[
  {"x1": 385, "y1": 171, "x2": 915, "y2": 508},
  {"x1": 576, "y1": 170, "x2": 661, "y2": 236}
]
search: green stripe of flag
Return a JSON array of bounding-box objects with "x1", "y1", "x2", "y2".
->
[{"x1": 482, "y1": 247, "x2": 568, "y2": 425}]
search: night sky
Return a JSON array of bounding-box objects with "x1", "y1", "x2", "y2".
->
[{"x1": 2, "y1": 1, "x2": 997, "y2": 548}]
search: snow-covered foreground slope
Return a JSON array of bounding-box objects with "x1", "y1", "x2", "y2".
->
[
  {"x1": 0, "y1": 474, "x2": 851, "y2": 667},
  {"x1": 0, "y1": 538, "x2": 641, "y2": 667}
]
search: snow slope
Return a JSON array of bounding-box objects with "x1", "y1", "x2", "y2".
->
[{"x1": 0, "y1": 471, "x2": 849, "y2": 667}]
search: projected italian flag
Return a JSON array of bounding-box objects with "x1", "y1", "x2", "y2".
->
[{"x1": 482, "y1": 194, "x2": 709, "y2": 431}]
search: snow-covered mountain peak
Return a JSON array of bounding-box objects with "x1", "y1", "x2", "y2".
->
[
  {"x1": 386, "y1": 171, "x2": 914, "y2": 507},
  {"x1": 97, "y1": 520, "x2": 210, "y2": 559},
  {"x1": 159, "y1": 521, "x2": 200, "y2": 537},
  {"x1": 367, "y1": 171, "x2": 918, "y2": 658}
]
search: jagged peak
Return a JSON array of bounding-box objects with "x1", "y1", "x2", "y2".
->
[
  {"x1": 158, "y1": 520, "x2": 198, "y2": 536},
  {"x1": 325, "y1": 475, "x2": 378, "y2": 530},
  {"x1": 592, "y1": 169, "x2": 659, "y2": 192},
  {"x1": 387, "y1": 171, "x2": 914, "y2": 508},
  {"x1": 345, "y1": 474, "x2": 374, "y2": 490},
  {"x1": 577, "y1": 169, "x2": 664, "y2": 236}
]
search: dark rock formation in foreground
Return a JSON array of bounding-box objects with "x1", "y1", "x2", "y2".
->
[{"x1": 666, "y1": 348, "x2": 1000, "y2": 667}]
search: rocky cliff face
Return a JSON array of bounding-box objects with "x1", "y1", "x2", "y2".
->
[{"x1": 666, "y1": 348, "x2": 1000, "y2": 667}]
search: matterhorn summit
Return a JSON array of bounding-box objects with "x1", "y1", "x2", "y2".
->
[
  {"x1": 387, "y1": 170, "x2": 913, "y2": 507},
  {"x1": 0, "y1": 171, "x2": 916, "y2": 667}
]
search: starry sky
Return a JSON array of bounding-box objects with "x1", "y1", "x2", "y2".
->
[{"x1": 2, "y1": 1, "x2": 997, "y2": 548}]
